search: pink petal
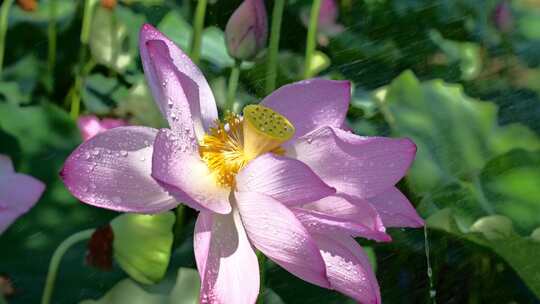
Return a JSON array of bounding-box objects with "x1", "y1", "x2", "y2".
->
[
  {"x1": 60, "y1": 126, "x2": 177, "y2": 213},
  {"x1": 311, "y1": 232, "x2": 381, "y2": 304},
  {"x1": 139, "y1": 24, "x2": 218, "y2": 138},
  {"x1": 0, "y1": 162, "x2": 45, "y2": 233},
  {"x1": 151, "y1": 129, "x2": 231, "y2": 214},
  {"x1": 261, "y1": 79, "x2": 351, "y2": 141},
  {"x1": 293, "y1": 126, "x2": 416, "y2": 199},
  {"x1": 235, "y1": 153, "x2": 335, "y2": 206},
  {"x1": 142, "y1": 39, "x2": 203, "y2": 139},
  {"x1": 78, "y1": 115, "x2": 127, "y2": 141},
  {"x1": 100, "y1": 118, "x2": 127, "y2": 130},
  {"x1": 293, "y1": 208, "x2": 390, "y2": 243},
  {"x1": 235, "y1": 191, "x2": 330, "y2": 288},
  {"x1": 299, "y1": 195, "x2": 390, "y2": 242},
  {"x1": 77, "y1": 115, "x2": 103, "y2": 141},
  {"x1": 368, "y1": 187, "x2": 424, "y2": 228},
  {"x1": 194, "y1": 210, "x2": 260, "y2": 304}
]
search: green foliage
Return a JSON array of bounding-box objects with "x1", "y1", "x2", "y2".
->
[
  {"x1": 111, "y1": 212, "x2": 175, "y2": 285},
  {"x1": 379, "y1": 71, "x2": 540, "y2": 194},
  {"x1": 89, "y1": 6, "x2": 142, "y2": 72},
  {"x1": 79, "y1": 267, "x2": 200, "y2": 304},
  {"x1": 376, "y1": 71, "x2": 540, "y2": 297},
  {"x1": 158, "y1": 11, "x2": 236, "y2": 69}
]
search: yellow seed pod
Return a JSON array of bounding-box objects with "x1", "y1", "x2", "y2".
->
[{"x1": 242, "y1": 105, "x2": 295, "y2": 159}]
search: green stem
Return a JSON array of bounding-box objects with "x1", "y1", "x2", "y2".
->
[
  {"x1": 226, "y1": 61, "x2": 241, "y2": 112},
  {"x1": 41, "y1": 229, "x2": 94, "y2": 304},
  {"x1": 0, "y1": 0, "x2": 14, "y2": 76},
  {"x1": 80, "y1": 0, "x2": 95, "y2": 46},
  {"x1": 303, "y1": 0, "x2": 322, "y2": 79},
  {"x1": 47, "y1": 0, "x2": 58, "y2": 80},
  {"x1": 0, "y1": 294, "x2": 7, "y2": 304},
  {"x1": 190, "y1": 0, "x2": 208, "y2": 64},
  {"x1": 264, "y1": 0, "x2": 286, "y2": 95},
  {"x1": 424, "y1": 226, "x2": 437, "y2": 304},
  {"x1": 70, "y1": 76, "x2": 83, "y2": 119},
  {"x1": 70, "y1": 0, "x2": 97, "y2": 119},
  {"x1": 172, "y1": 205, "x2": 185, "y2": 246},
  {"x1": 257, "y1": 251, "x2": 266, "y2": 304}
]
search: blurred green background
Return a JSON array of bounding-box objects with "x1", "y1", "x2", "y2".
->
[{"x1": 1, "y1": 0, "x2": 540, "y2": 303}]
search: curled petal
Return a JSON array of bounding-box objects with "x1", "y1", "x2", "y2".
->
[
  {"x1": 194, "y1": 211, "x2": 260, "y2": 304},
  {"x1": 293, "y1": 126, "x2": 416, "y2": 199},
  {"x1": 152, "y1": 129, "x2": 231, "y2": 214},
  {"x1": 60, "y1": 126, "x2": 177, "y2": 213},
  {"x1": 139, "y1": 24, "x2": 218, "y2": 137},
  {"x1": 261, "y1": 79, "x2": 351, "y2": 142},
  {"x1": 235, "y1": 191, "x2": 330, "y2": 288},
  {"x1": 299, "y1": 195, "x2": 389, "y2": 241},
  {"x1": 368, "y1": 187, "x2": 424, "y2": 228},
  {"x1": 235, "y1": 153, "x2": 335, "y2": 206},
  {"x1": 312, "y1": 232, "x2": 381, "y2": 304},
  {"x1": 293, "y1": 209, "x2": 390, "y2": 243}
]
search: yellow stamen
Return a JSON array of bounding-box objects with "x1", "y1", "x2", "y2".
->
[{"x1": 199, "y1": 105, "x2": 295, "y2": 188}]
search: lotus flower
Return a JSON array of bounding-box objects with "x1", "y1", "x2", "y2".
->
[
  {"x1": 225, "y1": 0, "x2": 268, "y2": 60},
  {"x1": 77, "y1": 115, "x2": 127, "y2": 141},
  {"x1": 60, "y1": 24, "x2": 423, "y2": 303},
  {"x1": 0, "y1": 154, "x2": 45, "y2": 234},
  {"x1": 301, "y1": 0, "x2": 344, "y2": 45}
]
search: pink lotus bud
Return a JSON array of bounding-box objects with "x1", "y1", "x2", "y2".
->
[
  {"x1": 318, "y1": 0, "x2": 339, "y2": 31},
  {"x1": 225, "y1": 0, "x2": 268, "y2": 61},
  {"x1": 493, "y1": 1, "x2": 513, "y2": 33},
  {"x1": 77, "y1": 115, "x2": 127, "y2": 141},
  {"x1": 301, "y1": 0, "x2": 344, "y2": 40}
]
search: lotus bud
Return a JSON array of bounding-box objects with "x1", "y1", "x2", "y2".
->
[
  {"x1": 301, "y1": 0, "x2": 343, "y2": 45},
  {"x1": 225, "y1": 0, "x2": 268, "y2": 61},
  {"x1": 493, "y1": 0, "x2": 513, "y2": 33},
  {"x1": 110, "y1": 212, "x2": 175, "y2": 284}
]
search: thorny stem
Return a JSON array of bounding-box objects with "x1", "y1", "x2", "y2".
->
[
  {"x1": 70, "y1": 0, "x2": 97, "y2": 119},
  {"x1": 41, "y1": 229, "x2": 94, "y2": 304},
  {"x1": 264, "y1": 0, "x2": 286, "y2": 95},
  {"x1": 47, "y1": 0, "x2": 58, "y2": 83},
  {"x1": 0, "y1": 0, "x2": 14, "y2": 76},
  {"x1": 424, "y1": 226, "x2": 437, "y2": 304},
  {"x1": 190, "y1": 0, "x2": 208, "y2": 64},
  {"x1": 303, "y1": 0, "x2": 322, "y2": 79},
  {"x1": 226, "y1": 60, "x2": 241, "y2": 112},
  {"x1": 257, "y1": 251, "x2": 266, "y2": 304}
]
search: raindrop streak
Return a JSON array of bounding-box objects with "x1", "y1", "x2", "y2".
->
[{"x1": 424, "y1": 226, "x2": 437, "y2": 304}]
